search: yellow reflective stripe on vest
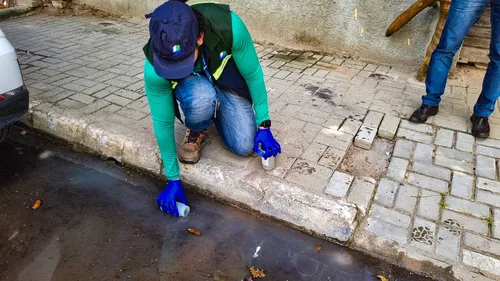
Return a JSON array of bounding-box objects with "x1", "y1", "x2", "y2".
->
[
  {"x1": 213, "y1": 54, "x2": 232, "y2": 80},
  {"x1": 172, "y1": 81, "x2": 178, "y2": 89}
]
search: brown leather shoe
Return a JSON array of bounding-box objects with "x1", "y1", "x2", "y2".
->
[{"x1": 178, "y1": 129, "x2": 206, "y2": 164}]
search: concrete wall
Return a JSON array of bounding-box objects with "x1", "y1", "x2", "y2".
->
[{"x1": 73, "y1": 0, "x2": 440, "y2": 66}]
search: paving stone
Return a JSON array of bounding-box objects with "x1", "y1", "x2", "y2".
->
[
  {"x1": 417, "y1": 189, "x2": 441, "y2": 221},
  {"x1": 370, "y1": 204, "x2": 411, "y2": 227},
  {"x1": 301, "y1": 142, "x2": 327, "y2": 163},
  {"x1": 93, "y1": 86, "x2": 119, "y2": 99},
  {"x1": 324, "y1": 115, "x2": 345, "y2": 130},
  {"x1": 116, "y1": 107, "x2": 147, "y2": 121},
  {"x1": 365, "y1": 217, "x2": 409, "y2": 244},
  {"x1": 395, "y1": 184, "x2": 419, "y2": 213},
  {"x1": 375, "y1": 178, "x2": 399, "y2": 207},
  {"x1": 477, "y1": 177, "x2": 500, "y2": 194},
  {"x1": 451, "y1": 172, "x2": 473, "y2": 199},
  {"x1": 464, "y1": 233, "x2": 500, "y2": 256},
  {"x1": 69, "y1": 93, "x2": 95, "y2": 105},
  {"x1": 57, "y1": 98, "x2": 85, "y2": 109},
  {"x1": 400, "y1": 120, "x2": 434, "y2": 134},
  {"x1": 339, "y1": 118, "x2": 363, "y2": 135},
  {"x1": 435, "y1": 147, "x2": 474, "y2": 174},
  {"x1": 441, "y1": 209, "x2": 489, "y2": 235},
  {"x1": 104, "y1": 94, "x2": 132, "y2": 106},
  {"x1": 61, "y1": 82, "x2": 86, "y2": 92},
  {"x1": 434, "y1": 128, "x2": 454, "y2": 148},
  {"x1": 286, "y1": 159, "x2": 334, "y2": 192},
  {"x1": 476, "y1": 138, "x2": 500, "y2": 149},
  {"x1": 455, "y1": 132, "x2": 474, "y2": 152},
  {"x1": 462, "y1": 250, "x2": 500, "y2": 277},
  {"x1": 314, "y1": 134, "x2": 351, "y2": 151},
  {"x1": 410, "y1": 217, "x2": 437, "y2": 252},
  {"x1": 476, "y1": 155, "x2": 497, "y2": 180},
  {"x1": 445, "y1": 197, "x2": 490, "y2": 218},
  {"x1": 354, "y1": 125, "x2": 377, "y2": 149},
  {"x1": 435, "y1": 226, "x2": 460, "y2": 262},
  {"x1": 114, "y1": 89, "x2": 142, "y2": 101},
  {"x1": 386, "y1": 157, "x2": 409, "y2": 182},
  {"x1": 477, "y1": 145, "x2": 500, "y2": 158},
  {"x1": 494, "y1": 208, "x2": 500, "y2": 239},
  {"x1": 414, "y1": 143, "x2": 433, "y2": 163},
  {"x1": 476, "y1": 189, "x2": 500, "y2": 208},
  {"x1": 432, "y1": 115, "x2": 468, "y2": 132},
  {"x1": 82, "y1": 83, "x2": 109, "y2": 96},
  {"x1": 393, "y1": 139, "x2": 414, "y2": 159},
  {"x1": 407, "y1": 172, "x2": 448, "y2": 193},
  {"x1": 80, "y1": 100, "x2": 111, "y2": 115},
  {"x1": 347, "y1": 178, "x2": 376, "y2": 211},
  {"x1": 397, "y1": 128, "x2": 433, "y2": 144},
  {"x1": 363, "y1": 111, "x2": 384, "y2": 128},
  {"x1": 318, "y1": 147, "x2": 346, "y2": 170},
  {"x1": 411, "y1": 162, "x2": 451, "y2": 181},
  {"x1": 324, "y1": 171, "x2": 354, "y2": 198}
]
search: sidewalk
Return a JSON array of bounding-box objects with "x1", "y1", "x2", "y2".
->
[{"x1": 2, "y1": 12, "x2": 500, "y2": 280}]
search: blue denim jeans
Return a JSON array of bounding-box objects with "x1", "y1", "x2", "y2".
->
[
  {"x1": 174, "y1": 74, "x2": 256, "y2": 156},
  {"x1": 424, "y1": 0, "x2": 500, "y2": 117}
]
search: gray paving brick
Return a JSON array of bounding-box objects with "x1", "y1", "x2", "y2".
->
[
  {"x1": 400, "y1": 120, "x2": 434, "y2": 134},
  {"x1": 464, "y1": 233, "x2": 500, "y2": 256},
  {"x1": 435, "y1": 147, "x2": 474, "y2": 174},
  {"x1": 435, "y1": 226, "x2": 460, "y2": 262},
  {"x1": 395, "y1": 184, "x2": 419, "y2": 213},
  {"x1": 45, "y1": 91, "x2": 75, "y2": 103},
  {"x1": 412, "y1": 162, "x2": 451, "y2": 181},
  {"x1": 462, "y1": 250, "x2": 500, "y2": 277},
  {"x1": 432, "y1": 115, "x2": 468, "y2": 132},
  {"x1": 69, "y1": 93, "x2": 95, "y2": 105},
  {"x1": 324, "y1": 115, "x2": 345, "y2": 130},
  {"x1": 477, "y1": 145, "x2": 500, "y2": 158},
  {"x1": 318, "y1": 147, "x2": 347, "y2": 170},
  {"x1": 104, "y1": 94, "x2": 132, "y2": 106},
  {"x1": 393, "y1": 139, "x2": 414, "y2": 159},
  {"x1": 397, "y1": 128, "x2": 433, "y2": 144},
  {"x1": 82, "y1": 83, "x2": 109, "y2": 96},
  {"x1": 386, "y1": 157, "x2": 409, "y2": 182},
  {"x1": 476, "y1": 189, "x2": 500, "y2": 208},
  {"x1": 73, "y1": 78, "x2": 98, "y2": 88},
  {"x1": 434, "y1": 128, "x2": 454, "y2": 148},
  {"x1": 114, "y1": 89, "x2": 142, "y2": 101},
  {"x1": 445, "y1": 196, "x2": 490, "y2": 218},
  {"x1": 354, "y1": 125, "x2": 377, "y2": 149},
  {"x1": 92, "y1": 104, "x2": 122, "y2": 118},
  {"x1": 314, "y1": 134, "x2": 351, "y2": 151},
  {"x1": 363, "y1": 111, "x2": 384, "y2": 128},
  {"x1": 371, "y1": 204, "x2": 411, "y2": 227},
  {"x1": 414, "y1": 143, "x2": 433, "y2": 163},
  {"x1": 116, "y1": 107, "x2": 148, "y2": 121},
  {"x1": 407, "y1": 172, "x2": 448, "y2": 193},
  {"x1": 57, "y1": 98, "x2": 85, "y2": 109},
  {"x1": 339, "y1": 118, "x2": 363, "y2": 135},
  {"x1": 285, "y1": 159, "x2": 333, "y2": 192},
  {"x1": 410, "y1": 218, "x2": 436, "y2": 252},
  {"x1": 365, "y1": 217, "x2": 408, "y2": 244},
  {"x1": 494, "y1": 208, "x2": 500, "y2": 239},
  {"x1": 80, "y1": 100, "x2": 111, "y2": 115},
  {"x1": 301, "y1": 142, "x2": 328, "y2": 163},
  {"x1": 324, "y1": 171, "x2": 354, "y2": 198},
  {"x1": 451, "y1": 172, "x2": 473, "y2": 199},
  {"x1": 375, "y1": 178, "x2": 399, "y2": 207},
  {"x1": 477, "y1": 177, "x2": 500, "y2": 194},
  {"x1": 476, "y1": 155, "x2": 497, "y2": 180},
  {"x1": 61, "y1": 82, "x2": 86, "y2": 93},
  {"x1": 476, "y1": 138, "x2": 500, "y2": 149},
  {"x1": 455, "y1": 132, "x2": 474, "y2": 152},
  {"x1": 347, "y1": 178, "x2": 376, "y2": 211},
  {"x1": 417, "y1": 189, "x2": 441, "y2": 221},
  {"x1": 93, "y1": 86, "x2": 119, "y2": 99},
  {"x1": 441, "y1": 209, "x2": 489, "y2": 235}
]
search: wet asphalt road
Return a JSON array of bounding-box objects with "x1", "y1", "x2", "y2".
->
[{"x1": 0, "y1": 127, "x2": 433, "y2": 281}]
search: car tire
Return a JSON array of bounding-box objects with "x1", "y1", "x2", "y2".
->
[{"x1": 0, "y1": 125, "x2": 13, "y2": 144}]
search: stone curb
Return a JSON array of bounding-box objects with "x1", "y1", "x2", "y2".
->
[
  {"x1": 0, "y1": 6, "x2": 38, "y2": 21},
  {"x1": 24, "y1": 99, "x2": 358, "y2": 243}
]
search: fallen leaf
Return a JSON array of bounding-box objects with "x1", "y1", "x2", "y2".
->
[
  {"x1": 186, "y1": 228, "x2": 202, "y2": 236},
  {"x1": 249, "y1": 266, "x2": 265, "y2": 279},
  {"x1": 32, "y1": 200, "x2": 42, "y2": 210},
  {"x1": 315, "y1": 246, "x2": 322, "y2": 253},
  {"x1": 376, "y1": 275, "x2": 388, "y2": 281}
]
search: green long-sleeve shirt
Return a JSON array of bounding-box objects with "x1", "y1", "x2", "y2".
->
[{"x1": 144, "y1": 12, "x2": 270, "y2": 180}]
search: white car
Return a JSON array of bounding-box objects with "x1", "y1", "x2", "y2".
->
[{"x1": 0, "y1": 27, "x2": 29, "y2": 144}]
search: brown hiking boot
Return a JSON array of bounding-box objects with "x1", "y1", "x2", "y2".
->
[{"x1": 178, "y1": 129, "x2": 206, "y2": 164}]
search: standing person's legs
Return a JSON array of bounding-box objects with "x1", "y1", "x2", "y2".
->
[
  {"x1": 214, "y1": 88, "x2": 256, "y2": 156},
  {"x1": 411, "y1": 0, "x2": 489, "y2": 123},
  {"x1": 175, "y1": 75, "x2": 217, "y2": 163}
]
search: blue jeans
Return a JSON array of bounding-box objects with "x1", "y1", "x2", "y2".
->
[
  {"x1": 174, "y1": 74, "x2": 256, "y2": 156},
  {"x1": 424, "y1": 0, "x2": 500, "y2": 117}
]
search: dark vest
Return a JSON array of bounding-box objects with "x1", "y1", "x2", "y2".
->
[{"x1": 143, "y1": 3, "x2": 252, "y2": 121}]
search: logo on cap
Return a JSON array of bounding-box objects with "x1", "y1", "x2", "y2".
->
[{"x1": 172, "y1": 45, "x2": 182, "y2": 55}]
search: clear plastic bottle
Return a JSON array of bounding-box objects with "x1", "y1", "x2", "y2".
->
[{"x1": 261, "y1": 156, "x2": 276, "y2": 171}]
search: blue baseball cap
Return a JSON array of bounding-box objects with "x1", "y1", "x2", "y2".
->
[{"x1": 147, "y1": 1, "x2": 199, "y2": 79}]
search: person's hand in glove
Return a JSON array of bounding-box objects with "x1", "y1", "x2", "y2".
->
[
  {"x1": 253, "y1": 123, "x2": 281, "y2": 159},
  {"x1": 157, "y1": 179, "x2": 187, "y2": 217}
]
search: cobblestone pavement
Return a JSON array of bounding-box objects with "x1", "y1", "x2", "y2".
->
[{"x1": 1, "y1": 14, "x2": 499, "y2": 279}]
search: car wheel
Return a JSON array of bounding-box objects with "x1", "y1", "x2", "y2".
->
[{"x1": 0, "y1": 125, "x2": 13, "y2": 144}]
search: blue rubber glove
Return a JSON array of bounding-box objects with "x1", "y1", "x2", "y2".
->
[
  {"x1": 156, "y1": 179, "x2": 187, "y2": 217},
  {"x1": 253, "y1": 128, "x2": 281, "y2": 160}
]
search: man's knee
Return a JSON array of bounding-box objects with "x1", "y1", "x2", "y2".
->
[
  {"x1": 230, "y1": 140, "x2": 254, "y2": 157},
  {"x1": 176, "y1": 75, "x2": 217, "y2": 120}
]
